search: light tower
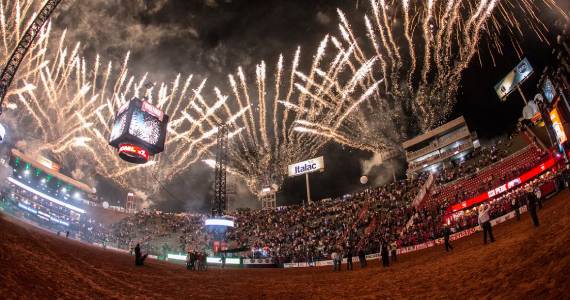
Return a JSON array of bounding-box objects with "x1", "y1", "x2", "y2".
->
[
  {"x1": 125, "y1": 192, "x2": 137, "y2": 213},
  {"x1": 259, "y1": 186, "x2": 277, "y2": 210},
  {"x1": 211, "y1": 125, "x2": 229, "y2": 216},
  {"x1": 0, "y1": 0, "x2": 64, "y2": 111}
]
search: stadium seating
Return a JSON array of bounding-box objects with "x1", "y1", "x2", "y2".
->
[{"x1": 423, "y1": 144, "x2": 546, "y2": 210}]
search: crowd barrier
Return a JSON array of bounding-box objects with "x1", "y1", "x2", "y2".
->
[{"x1": 93, "y1": 243, "x2": 158, "y2": 260}]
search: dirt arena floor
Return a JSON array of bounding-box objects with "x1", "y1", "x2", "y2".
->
[{"x1": 1, "y1": 191, "x2": 570, "y2": 300}]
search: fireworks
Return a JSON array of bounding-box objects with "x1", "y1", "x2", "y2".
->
[
  {"x1": 0, "y1": 0, "x2": 244, "y2": 196},
  {"x1": 1, "y1": 0, "x2": 565, "y2": 201},
  {"x1": 324, "y1": 0, "x2": 566, "y2": 134},
  {"x1": 212, "y1": 36, "x2": 398, "y2": 194},
  {"x1": 212, "y1": 0, "x2": 565, "y2": 194}
]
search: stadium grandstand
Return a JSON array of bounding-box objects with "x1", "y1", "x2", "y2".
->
[{"x1": 0, "y1": 149, "x2": 129, "y2": 239}]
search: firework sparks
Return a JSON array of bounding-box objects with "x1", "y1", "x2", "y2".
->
[
  {"x1": 1, "y1": 0, "x2": 564, "y2": 202},
  {"x1": 213, "y1": 35, "x2": 395, "y2": 195},
  {"x1": 0, "y1": 0, "x2": 245, "y2": 197},
  {"x1": 325, "y1": 0, "x2": 564, "y2": 134}
]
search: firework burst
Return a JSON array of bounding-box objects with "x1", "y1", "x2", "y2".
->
[
  {"x1": 323, "y1": 0, "x2": 565, "y2": 134},
  {"x1": 1, "y1": 0, "x2": 246, "y2": 197},
  {"x1": 212, "y1": 35, "x2": 399, "y2": 194}
]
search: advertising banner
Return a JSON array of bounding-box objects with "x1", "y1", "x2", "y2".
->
[
  {"x1": 550, "y1": 108, "x2": 567, "y2": 144},
  {"x1": 287, "y1": 156, "x2": 325, "y2": 177},
  {"x1": 495, "y1": 58, "x2": 533, "y2": 101},
  {"x1": 542, "y1": 78, "x2": 557, "y2": 103},
  {"x1": 446, "y1": 157, "x2": 556, "y2": 214}
]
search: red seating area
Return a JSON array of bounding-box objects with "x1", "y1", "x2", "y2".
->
[{"x1": 422, "y1": 145, "x2": 547, "y2": 210}]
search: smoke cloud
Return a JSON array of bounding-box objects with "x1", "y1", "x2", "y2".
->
[
  {"x1": 360, "y1": 152, "x2": 405, "y2": 187},
  {"x1": 227, "y1": 176, "x2": 258, "y2": 211},
  {"x1": 360, "y1": 152, "x2": 383, "y2": 175},
  {"x1": 131, "y1": 188, "x2": 152, "y2": 209}
]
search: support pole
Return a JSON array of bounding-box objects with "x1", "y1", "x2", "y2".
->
[
  {"x1": 305, "y1": 173, "x2": 311, "y2": 205},
  {"x1": 517, "y1": 85, "x2": 528, "y2": 104},
  {"x1": 560, "y1": 87, "x2": 570, "y2": 118},
  {"x1": 0, "y1": 0, "x2": 64, "y2": 111}
]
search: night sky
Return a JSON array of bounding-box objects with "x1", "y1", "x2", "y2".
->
[{"x1": 46, "y1": 0, "x2": 569, "y2": 211}]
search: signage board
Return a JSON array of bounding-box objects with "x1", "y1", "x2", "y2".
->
[
  {"x1": 287, "y1": 156, "x2": 324, "y2": 177},
  {"x1": 37, "y1": 155, "x2": 61, "y2": 172},
  {"x1": 494, "y1": 58, "x2": 533, "y2": 101},
  {"x1": 205, "y1": 218, "x2": 235, "y2": 227},
  {"x1": 118, "y1": 143, "x2": 150, "y2": 163},
  {"x1": 542, "y1": 78, "x2": 556, "y2": 103},
  {"x1": 446, "y1": 157, "x2": 556, "y2": 213},
  {"x1": 550, "y1": 108, "x2": 567, "y2": 144}
]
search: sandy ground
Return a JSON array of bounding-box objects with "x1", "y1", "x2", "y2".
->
[{"x1": 1, "y1": 191, "x2": 570, "y2": 300}]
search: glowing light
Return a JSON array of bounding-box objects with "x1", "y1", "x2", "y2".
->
[
  {"x1": 167, "y1": 254, "x2": 187, "y2": 261},
  {"x1": 8, "y1": 177, "x2": 86, "y2": 214},
  {"x1": 206, "y1": 257, "x2": 240, "y2": 265},
  {"x1": 205, "y1": 219, "x2": 235, "y2": 227}
]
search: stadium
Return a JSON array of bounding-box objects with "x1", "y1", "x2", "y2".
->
[{"x1": 0, "y1": 0, "x2": 569, "y2": 299}]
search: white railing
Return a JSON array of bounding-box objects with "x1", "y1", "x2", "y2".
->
[
  {"x1": 406, "y1": 127, "x2": 470, "y2": 161},
  {"x1": 412, "y1": 173, "x2": 434, "y2": 208},
  {"x1": 409, "y1": 142, "x2": 473, "y2": 171},
  {"x1": 401, "y1": 173, "x2": 435, "y2": 235}
]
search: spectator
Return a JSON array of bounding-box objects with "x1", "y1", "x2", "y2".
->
[
  {"x1": 443, "y1": 224, "x2": 453, "y2": 252},
  {"x1": 527, "y1": 188, "x2": 540, "y2": 227},
  {"x1": 346, "y1": 246, "x2": 353, "y2": 271},
  {"x1": 135, "y1": 243, "x2": 148, "y2": 266},
  {"x1": 478, "y1": 204, "x2": 494, "y2": 244},
  {"x1": 331, "y1": 249, "x2": 340, "y2": 272},
  {"x1": 381, "y1": 241, "x2": 390, "y2": 267}
]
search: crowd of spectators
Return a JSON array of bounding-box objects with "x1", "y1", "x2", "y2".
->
[{"x1": 435, "y1": 142, "x2": 507, "y2": 186}]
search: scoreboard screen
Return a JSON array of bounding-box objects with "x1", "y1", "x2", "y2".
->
[{"x1": 109, "y1": 97, "x2": 169, "y2": 163}]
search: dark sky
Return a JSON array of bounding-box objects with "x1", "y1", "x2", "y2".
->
[{"x1": 48, "y1": 0, "x2": 569, "y2": 211}]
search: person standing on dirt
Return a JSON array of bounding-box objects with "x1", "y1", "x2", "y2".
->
[
  {"x1": 390, "y1": 240, "x2": 398, "y2": 263},
  {"x1": 534, "y1": 187, "x2": 543, "y2": 209},
  {"x1": 337, "y1": 246, "x2": 343, "y2": 271},
  {"x1": 478, "y1": 204, "x2": 494, "y2": 244},
  {"x1": 381, "y1": 240, "x2": 390, "y2": 267},
  {"x1": 527, "y1": 188, "x2": 540, "y2": 227},
  {"x1": 346, "y1": 246, "x2": 353, "y2": 271},
  {"x1": 135, "y1": 243, "x2": 148, "y2": 266},
  {"x1": 511, "y1": 195, "x2": 521, "y2": 221},
  {"x1": 331, "y1": 249, "x2": 339, "y2": 271},
  {"x1": 563, "y1": 165, "x2": 570, "y2": 188},
  {"x1": 202, "y1": 252, "x2": 208, "y2": 271},
  {"x1": 358, "y1": 247, "x2": 367, "y2": 268},
  {"x1": 220, "y1": 252, "x2": 226, "y2": 269},
  {"x1": 443, "y1": 224, "x2": 453, "y2": 252}
]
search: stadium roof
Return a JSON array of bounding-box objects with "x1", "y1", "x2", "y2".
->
[{"x1": 402, "y1": 116, "x2": 468, "y2": 149}]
